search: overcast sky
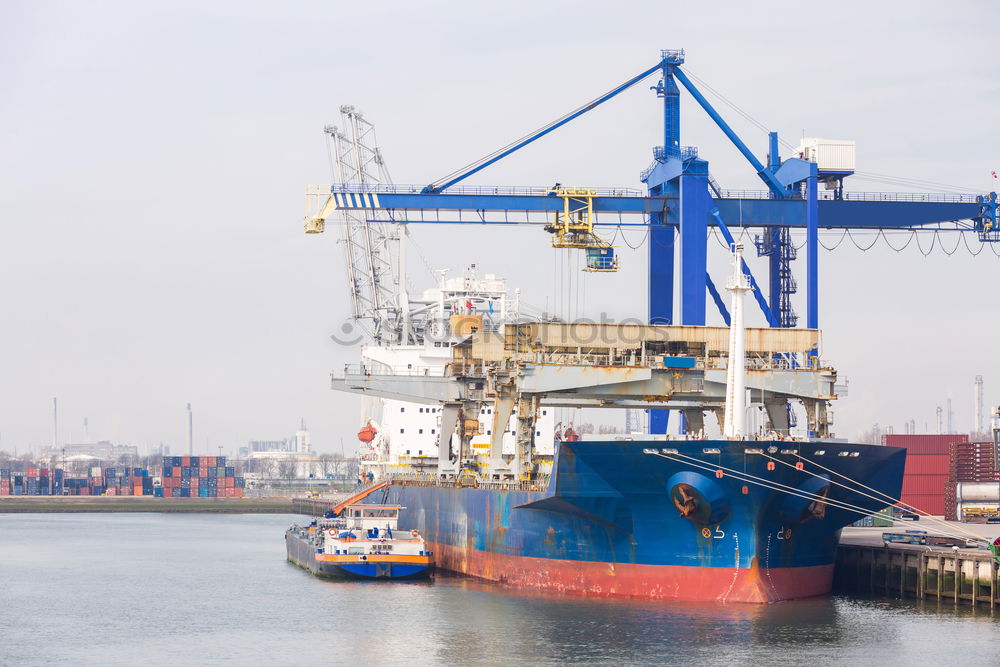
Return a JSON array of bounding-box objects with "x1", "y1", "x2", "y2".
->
[{"x1": 2, "y1": 1, "x2": 998, "y2": 454}]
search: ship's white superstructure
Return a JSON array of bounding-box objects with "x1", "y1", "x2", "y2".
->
[{"x1": 354, "y1": 267, "x2": 554, "y2": 478}]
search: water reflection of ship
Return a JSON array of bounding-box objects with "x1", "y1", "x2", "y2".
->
[{"x1": 424, "y1": 576, "x2": 851, "y2": 664}]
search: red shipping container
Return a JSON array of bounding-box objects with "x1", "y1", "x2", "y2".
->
[
  {"x1": 902, "y1": 475, "x2": 948, "y2": 495},
  {"x1": 162, "y1": 487, "x2": 172, "y2": 498},
  {"x1": 900, "y1": 493, "x2": 945, "y2": 515},
  {"x1": 885, "y1": 434, "x2": 968, "y2": 455},
  {"x1": 904, "y1": 454, "x2": 949, "y2": 476}
]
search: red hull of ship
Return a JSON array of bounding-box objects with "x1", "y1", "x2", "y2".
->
[{"x1": 429, "y1": 541, "x2": 834, "y2": 604}]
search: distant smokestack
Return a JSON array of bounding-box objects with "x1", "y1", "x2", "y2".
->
[
  {"x1": 187, "y1": 403, "x2": 193, "y2": 456},
  {"x1": 975, "y1": 375, "x2": 984, "y2": 435}
]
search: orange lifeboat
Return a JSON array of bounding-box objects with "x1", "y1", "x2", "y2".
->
[
  {"x1": 563, "y1": 426, "x2": 580, "y2": 442},
  {"x1": 357, "y1": 423, "x2": 377, "y2": 443}
]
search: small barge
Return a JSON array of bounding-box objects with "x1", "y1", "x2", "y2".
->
[{"x1": 286, "y1": 503, "x2": 434, "y2": 580}]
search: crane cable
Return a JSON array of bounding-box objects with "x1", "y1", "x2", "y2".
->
[
  {"x1": 762, "y1": 452, "x2": 988, "y2": 544},
  {"x1": 430, "y1": 69, "x2": 661, "y2": 190},
  {"x1": 818, "y1": 229, "x2": 849, "y2": 251},
  {"x1": 655, "y1": 451, "x2": 981, "y2": 544},
  {"x1": 881, "y1": 230, "x2": 916, "y2": 253},
  {"x1": 851, "y1": 171, "x2": 981, "y2": 194},
  {"x1": 681, "y1": 68, "x2": 794, "y2": 151}
]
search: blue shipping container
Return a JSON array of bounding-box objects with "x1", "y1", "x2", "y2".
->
[{"x1": 663, "y1": 356, "x2": 697, "y2": 369}]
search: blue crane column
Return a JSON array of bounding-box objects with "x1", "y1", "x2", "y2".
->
[
  {"x1": 806, "y1": 163, "x2": 819, "y2": 330},
  {"x1": 647, "y1": 52, "x2": 684, "y2": 434}
]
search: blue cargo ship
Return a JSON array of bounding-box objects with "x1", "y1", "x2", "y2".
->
[{"x1": 383, "y1": 439, "x2": 905, "y2": 602}]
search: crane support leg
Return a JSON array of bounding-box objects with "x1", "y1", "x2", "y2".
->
[
  {"x1": 515, "y1": 396, "x2": 540, "y2": 479},
  {"x1": 683, "y1": 409, "x2": 705, "y2": 435},
  {"x1": 648, "y1": 212, "x2": 675, "y2": 325},
  {"x1": 650, "y1": 409, "x2": 670, "y2": 435},
  {"x1": 459, "y1": 401, "x2": 481, "y2": 469},
  {"x1": 489, "y1": 390, "x2": 515, "y2": 463},
  {"x1": 679, "y1": 167, "x2": 710, "y2": 325},
  {"x1": 764, "y1": 400, "x2": 791, "y2": 436},
  {"x1": 649, "y1": 207, "x2": 675, "y2": 435},
  {"x1": 806, "y1": 167, "x2": 819, "y2": 329},
  {"x1": 438, "y1": 403, "x2": 460, "y2": 472}
]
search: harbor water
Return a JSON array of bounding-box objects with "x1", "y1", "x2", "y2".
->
[{"x1": 1, "y1": 513, "x2": 997, "y2": 665}]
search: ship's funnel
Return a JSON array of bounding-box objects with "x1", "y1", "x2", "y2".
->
[{"x1": 723, "y1": 243, "x2": 751, "y2": 438}]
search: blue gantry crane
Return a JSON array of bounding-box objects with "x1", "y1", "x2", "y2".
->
[{"x1": 309, "y1": 49, "x2": 998, "y2": 434}]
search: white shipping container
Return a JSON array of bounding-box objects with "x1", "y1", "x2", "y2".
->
[
  {"x1": 792, "y1": 137, "x2": 856, "y2": 172},
  {"x1": 956, "y1": 481, "x2": 1000, "y2": 502}
]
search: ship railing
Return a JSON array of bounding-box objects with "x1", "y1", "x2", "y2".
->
[
  {"x1": 342, "y1": 364, "x2": 448, "y2": 377},
  {"x1": 702, "y1": 355, "x2": 832, "y2": 372},
  {"x1": 717, "y1": 189, "x2": 978, "y2": 203},
  {"x1": 387, "y1": 472, "x2": 547, "y2": 492},
  {"x1": 322, "y1": 183, "x2": 645, "y2": 198}
]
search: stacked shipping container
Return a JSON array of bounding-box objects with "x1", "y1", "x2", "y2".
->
[
  {"x1": 158, "y1": 456, "x2": 244, "y2": 498},
  {"x1": 2, "y1": 461, "x2": 243, "y2": 497},
  {"x1": 0, "y1": 468, "x2": 64, "y2": 495},
  {"x1": 883, "y1": 433, "x2": 968, "y2": 516},
  {"x1": 945, "y1": 441, "x2": 1000, "y2": 520},
  {"x1": 948, "y1": 442, "x2": 1000, "y2": 482},
  {"x1": 1, "y1": 467, "x2": 154, "y2": 496}
]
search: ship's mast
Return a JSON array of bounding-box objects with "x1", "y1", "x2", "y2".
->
[{"x1": 723, "y1": 243, "x2": 751, "y2": 438}]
